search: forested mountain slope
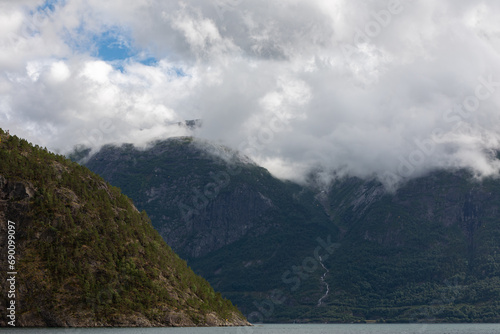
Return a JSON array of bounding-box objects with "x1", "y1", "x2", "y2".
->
[{"x1": 0, "y1": 129, "x2": 249, "y2": 327}]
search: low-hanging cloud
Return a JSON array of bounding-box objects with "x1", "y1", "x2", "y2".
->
[{"x1": 2, "y1": 0, "x2": 500, "y2": 190}]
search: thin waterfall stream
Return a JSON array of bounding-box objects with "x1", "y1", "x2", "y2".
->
[{"x1": 317, "y1": 255, "x2": 330, "y2": 306}]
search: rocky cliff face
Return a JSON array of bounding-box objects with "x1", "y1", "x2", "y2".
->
[{"x1": 0, "y1": 176, "x2": 35, "y2": 249}]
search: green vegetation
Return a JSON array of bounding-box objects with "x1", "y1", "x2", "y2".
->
[
  {"x1": 300, "y1": 173, "x2": 500, "y2": 323},
  {"x1": 0, "y1": 129, "x2": 246, "y2": 326},
  {"x1": 82, "y1": 138, "x2": 339, "y2": 319},
  {"x1": 81, "y1": 138, "x2": 500, "y2": 323}
]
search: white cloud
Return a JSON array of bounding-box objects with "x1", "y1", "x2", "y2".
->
[{"x1": 2, "y1": 0, "x2": 500, "y2": 189}]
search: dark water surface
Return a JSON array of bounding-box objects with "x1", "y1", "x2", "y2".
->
[{"x1": 2, "y1": 324, "x2": 500, "y2": 333}]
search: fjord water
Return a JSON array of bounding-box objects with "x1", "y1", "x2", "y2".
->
[{"x1": 3, "y1": 324, "x2": 500, "y2": 334}]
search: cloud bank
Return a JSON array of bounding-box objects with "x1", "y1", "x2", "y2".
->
[{"x1": 2, "y1": 0, "x2": 500, "y2": 189}]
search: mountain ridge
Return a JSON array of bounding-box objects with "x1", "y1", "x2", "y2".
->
[{"x1": 82, "y1": 137, "x2": 500, "y2": 323}]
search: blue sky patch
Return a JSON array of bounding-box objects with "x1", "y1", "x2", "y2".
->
[
  {"x1": 95, "y1": 30, "x2": 133, "y2": 62},
  {"x1": 92, "y1": 30, "x2": 162, "y2": 71},
  {"x1": 62, "y1": 18, "x2": 164, "y2": 72}
]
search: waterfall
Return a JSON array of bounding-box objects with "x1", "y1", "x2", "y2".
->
[{"x1": 317, "y1": 255, "x2": 330, "y2": 306}]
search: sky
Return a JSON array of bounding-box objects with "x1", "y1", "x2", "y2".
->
[{"x1": 2, "y1": 0, "x2": 500, "y2": 189}]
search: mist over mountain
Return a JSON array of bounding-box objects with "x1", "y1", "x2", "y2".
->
[
  {"x1": 82, "y1": 137, "x2": 500, "y2": 323},
  {"x1": 3, "y1": 1, "x2": 500, "y2": 189}
]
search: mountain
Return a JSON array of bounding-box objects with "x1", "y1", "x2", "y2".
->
[
  {"x1": 82, "y1": 137, "x2": 500, "y2": 323},
  {"x1": 83, "y1": 138, "x2": 334, "y2": 258},
  {"x1": 315, "y1": 171, "x2": 500, "y2": 322},
  {"x1": 0, "y1": 129, "x2": 249, "y2": 327},
  {"x1": 82, "y1": 138, "x2": 339, "y2": 320}
]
